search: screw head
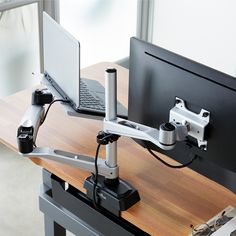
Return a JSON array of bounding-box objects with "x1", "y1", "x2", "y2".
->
[
  {"x1": 202, "y1": 112, "x2": 209, "y2": 118},
  {"x1": 176, "y1": 99, "x2": 181, "y2": 104}
]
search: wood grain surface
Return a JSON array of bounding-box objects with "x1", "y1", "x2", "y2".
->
[{"x1": 0, "y1": 62, "x2": 236, "y2": 236}]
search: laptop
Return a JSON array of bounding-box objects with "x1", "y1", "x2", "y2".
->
[{"x1": 43, "y1": 12, "x2": 127, "y2": 118}]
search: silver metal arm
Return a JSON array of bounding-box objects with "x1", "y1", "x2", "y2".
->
[
  {"x1": 17, "y1": 68, "x2": 209, "y2": 183},
  {"x1": 104, "y1": 117, "x2": 190, "y2": 151},
  {"x1": 17, "y1": 97, "x2": 119, "y2": 179},
  {"x1": 104, "y1": 118, "x2": 177, "y2": 150},
  {"x1": 23, "y1": 147, "x2": 118, "y2": 178},
  {"x1": 18, "y1": 105, "x2": 45, "y2": 143}
]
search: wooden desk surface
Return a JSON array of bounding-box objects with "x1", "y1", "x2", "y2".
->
[{"x1": 1, "y1": 62, "x2": 236, "y2": 236}]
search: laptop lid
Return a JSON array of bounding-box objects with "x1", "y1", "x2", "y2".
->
[{"x1": 43, "y1": 12, "x2": 80, "y2": 109}]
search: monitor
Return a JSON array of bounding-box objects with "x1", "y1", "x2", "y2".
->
[{"x1": 128, "y1": 37, "x2": 236, "y2": 193}]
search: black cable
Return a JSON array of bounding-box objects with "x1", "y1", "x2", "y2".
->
[
  {"x1": 146, "y1": 147, "x2": 197, "y2": 169},
  {"x1": 93, "y1": 143, "x2": 101, "y2": 209},
  {"x1": 40, "y1": 99, "x2": 70, "y2": 125}
]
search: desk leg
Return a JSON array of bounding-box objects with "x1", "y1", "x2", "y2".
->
[
  {"x1": 44, "y1": 215, "x2": 66, "y2": 236},
  {"x1": 41, "y1": 169, "x2": 66, "y2": 236},
  {"x1": 40, "y1": 169, "x2": 101, "y2": 236}
]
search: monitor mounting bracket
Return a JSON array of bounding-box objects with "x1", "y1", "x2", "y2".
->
[{"x1": 169, "y1": 97, "x2": 210, "y2": 150}]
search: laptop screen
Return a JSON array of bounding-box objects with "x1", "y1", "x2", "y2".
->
[{"x1": 43, "y1": 12, "x2": 80, "y2": 108}]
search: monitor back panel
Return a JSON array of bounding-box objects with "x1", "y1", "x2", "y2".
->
[
  {"x1": 128, "y1": 37, "x2": 236, "y2": 192},
  {"x1": 43, "y1": 12, "x2": 80, "y2": 108}
]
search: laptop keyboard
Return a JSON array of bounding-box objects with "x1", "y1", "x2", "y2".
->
[{"x1": 80, "y1": 80, "x2": 105, "y2": 111}]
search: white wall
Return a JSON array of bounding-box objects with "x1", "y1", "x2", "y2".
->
[
  {"x1": 0, "y1": 3, "x2": 40, "y2": 98},
  {"x1": 60, "y1": 0, "x2": 137, "y2": 68},
  {"x1": 152, "y1": 0, "x2": 236, "y2": 77}
]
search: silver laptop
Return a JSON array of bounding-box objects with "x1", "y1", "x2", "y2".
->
[{"x1": 43, "y1": 12, "x2": 127, "y2": 118}]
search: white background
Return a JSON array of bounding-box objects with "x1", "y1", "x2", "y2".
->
[
  {"x1": 60, "y1": 0, "x2": 138, "y2": 68},
  {"x1": 152, "y1": 0, "x2": 236, "y2": 77}
]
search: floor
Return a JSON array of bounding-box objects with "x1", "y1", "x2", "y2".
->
[
  {"x1": 0, "y1": 143, "x2": 75, "y2": 236},
  {"x1": 0, "y1": 143, "x2": 44, "y2": 236}
]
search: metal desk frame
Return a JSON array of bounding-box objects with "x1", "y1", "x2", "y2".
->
[{"x1": 40, "y1": 169, "x2": 149, "y2": 236}]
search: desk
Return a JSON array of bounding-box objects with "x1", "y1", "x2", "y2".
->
[{"x1": 1, "y1": 62, "x2": 236, "y2": 235}]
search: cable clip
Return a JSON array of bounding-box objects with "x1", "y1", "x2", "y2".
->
[{"x1": 96, "y1": 131, "x2": 120, "y2": 145}]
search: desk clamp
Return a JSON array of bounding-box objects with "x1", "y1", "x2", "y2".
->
[{"x1": 17, "y1": 68, "x2": 209, "y2": 216}]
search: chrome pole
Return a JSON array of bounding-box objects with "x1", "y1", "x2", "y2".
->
[{"x1": 105, "y1": 68, "x2": 118, "y2": 172}]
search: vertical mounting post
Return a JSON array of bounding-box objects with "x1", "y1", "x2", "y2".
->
[
  {"x1": 84, "y1": 68, "x2": 140, "y2": 215},
  {"x1": 105, "y1": 68, "x2": 118, "y2": 173}
]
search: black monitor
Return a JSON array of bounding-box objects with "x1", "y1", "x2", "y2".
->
[{"x1": 128, "y1": 37, "x2": 236, "y2": 193}]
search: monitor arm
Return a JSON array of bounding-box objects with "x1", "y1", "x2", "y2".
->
[
  {"x1": 17, "y1": 68, "x2": 209, "y2": 216},
  {"x1": 104, "y1": 118, "x2": 188, "y2": 150},
  {"x1": 17, "y1": 75, "x2": 188, "y2": 177},
  {"x1": 17, "y1": 103, "x2": 119, "y2": 180},
  {"x1": 102, "y1": 68, "x2": 209, "y2": 151}
]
